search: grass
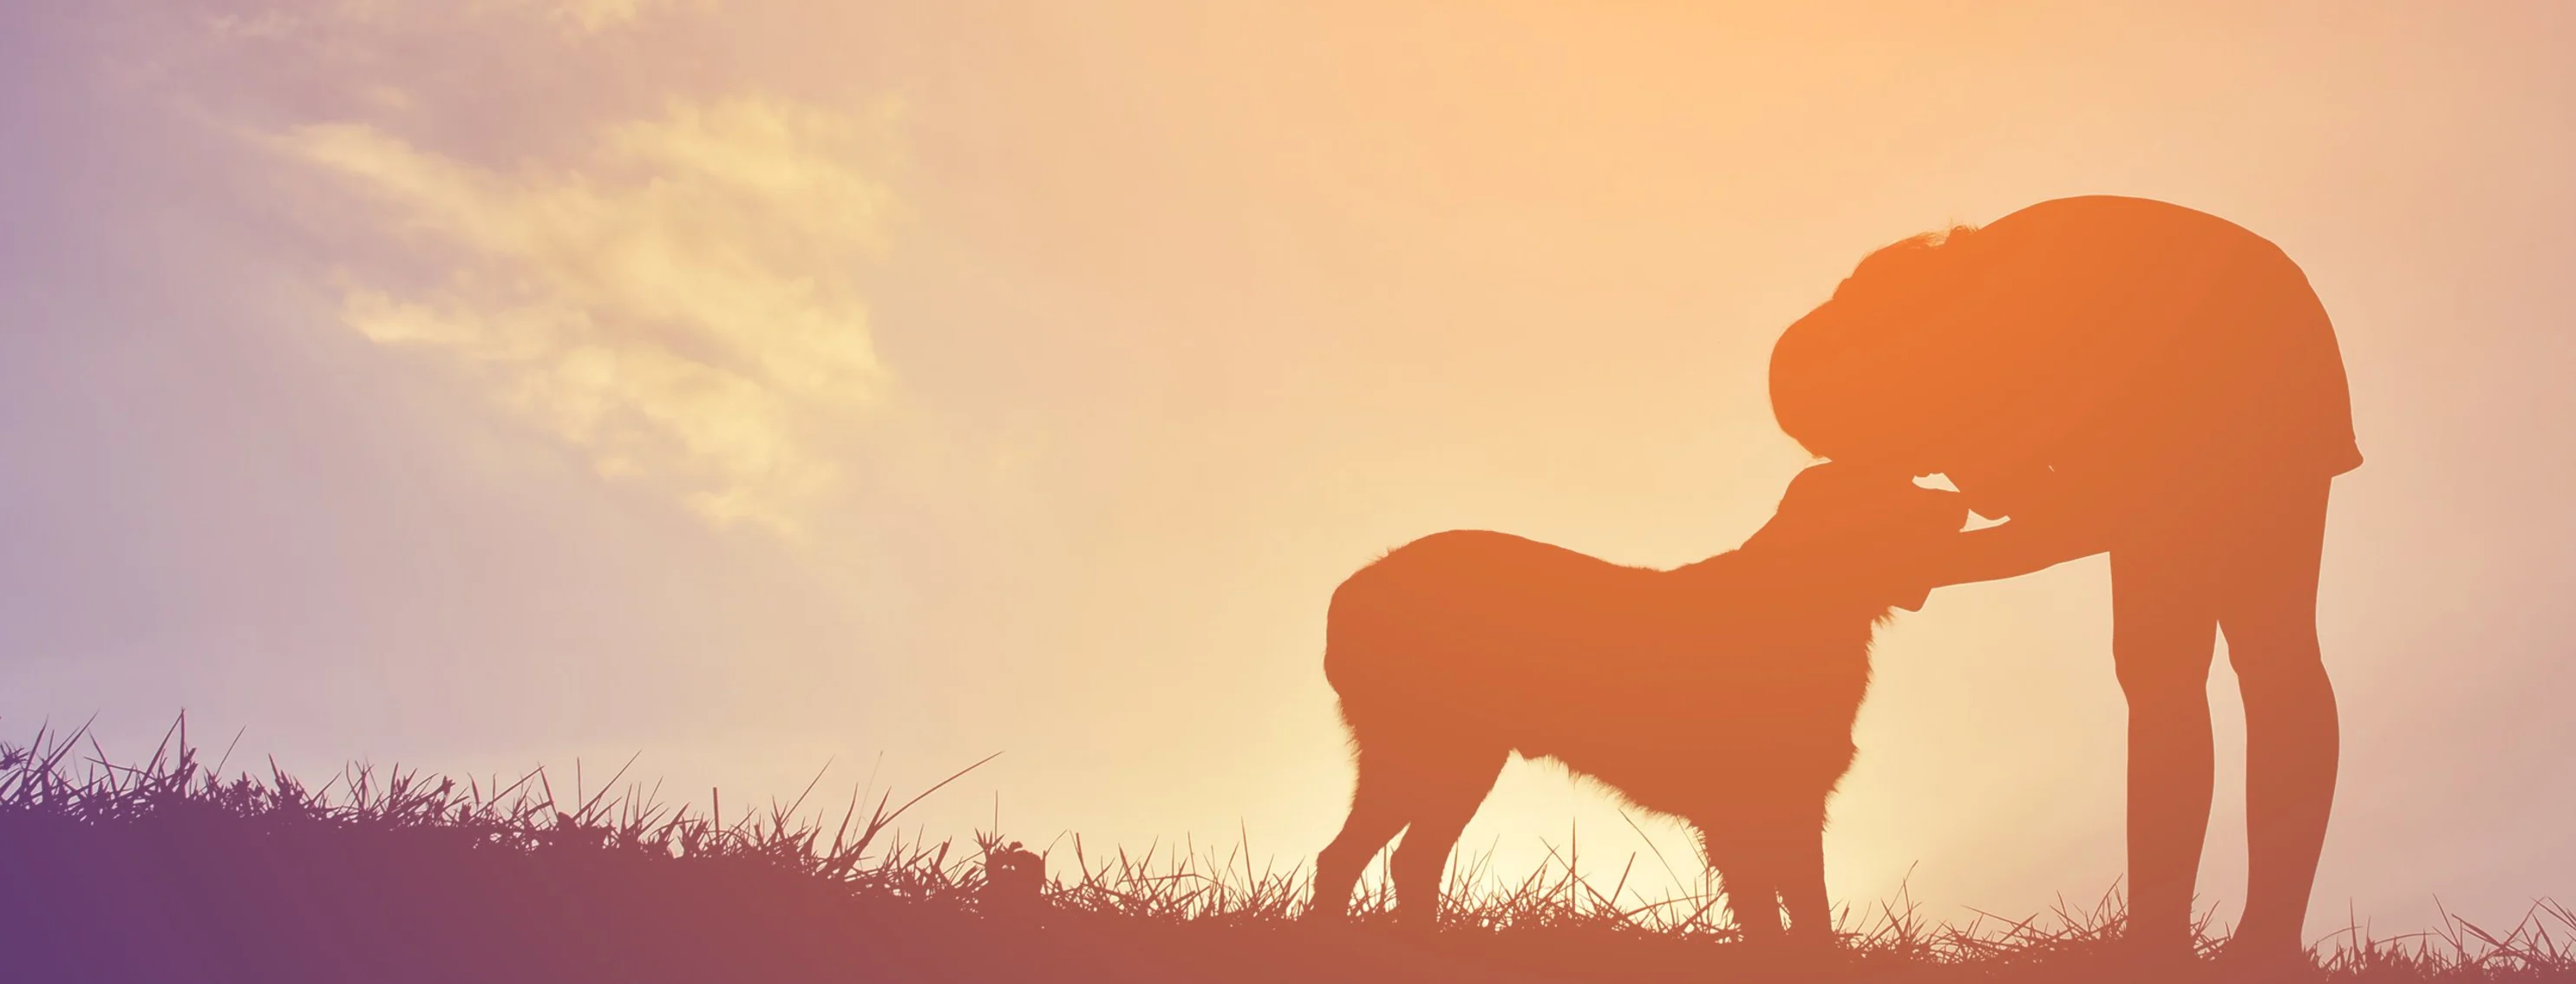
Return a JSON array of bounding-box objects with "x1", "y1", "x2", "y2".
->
[{"x1": 1, "y1": 717, "x2": 2569, "y2": 983}]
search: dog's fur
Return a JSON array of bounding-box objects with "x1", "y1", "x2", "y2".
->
[{"x1": 1307, "y1": 462, "x2": 1966, "y2": 941}]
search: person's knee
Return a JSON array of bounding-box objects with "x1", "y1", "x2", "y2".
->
[
  {"x1": 2110, "y1": 609, "x2": 2216, "y2": 699},
  {"x1": 2115, "y1": 648, "x2": 2214, "y2": 705},
  {"x1": 2120, "y1": 679, "x2": 2212, "y2": 721},
  {"x1": 2226, "y1": 631, "x2": 2331, "y2": 699}
]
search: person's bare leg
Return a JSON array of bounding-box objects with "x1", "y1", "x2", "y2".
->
[
  {"x1": 2109, "y1": 538, "x2": 2221, "y2": 959},
  {"x1": 2216, "y1": 477, "x2": 2338, "y2": 962}
]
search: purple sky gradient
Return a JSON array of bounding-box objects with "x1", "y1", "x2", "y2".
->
[{"x1": 4, "y1": 1, "x2": 2574, "y2": 941}]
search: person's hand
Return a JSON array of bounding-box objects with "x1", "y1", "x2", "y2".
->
[
  {"x1": 1946, "y1": 461, "x2": 2056, "y2": 521},
  {"x1": 1923, "y1": 492, "x2": 2109, "y2": 588}
]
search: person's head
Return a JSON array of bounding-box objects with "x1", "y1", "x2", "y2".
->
[{"x1": 1769, "y1": 225, "x2": 1984, "y2": 476}]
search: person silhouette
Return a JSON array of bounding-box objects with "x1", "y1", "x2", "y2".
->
[{"x1": 1768, "y1": 195, "x2": 2358, "y2": 968}]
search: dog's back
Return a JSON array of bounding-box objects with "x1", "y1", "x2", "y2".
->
[{"x1": 1325, "y1": 531, "x2": 1868, "y2": 791}]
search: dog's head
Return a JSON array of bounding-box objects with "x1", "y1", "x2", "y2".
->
[{"x1": 1742, "y1": 460, "x2": 1969, "y2": 613}]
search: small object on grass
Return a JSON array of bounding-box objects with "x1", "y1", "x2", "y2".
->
[{"x1": 983, "y1": 840, "x2": 1046, "y2": 922}]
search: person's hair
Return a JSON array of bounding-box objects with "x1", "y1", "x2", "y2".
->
[{"x1": 1769, "y1": 224, "x2": 1982, "y2": 464}]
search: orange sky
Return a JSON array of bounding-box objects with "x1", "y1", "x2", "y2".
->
[{"x1": 3, "y1": 1, "x2": 2573, "y2": 942}]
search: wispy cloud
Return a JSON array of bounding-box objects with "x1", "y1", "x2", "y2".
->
[
  {"x1": 541, "y1": 0, "x2": 696, "y2": 33},
  {"x1": 205, "y1": 0, "x2": 696, "y2": 37},
  {"x1": 278, "y1": 97, "x2": 897, "y2": 535}
]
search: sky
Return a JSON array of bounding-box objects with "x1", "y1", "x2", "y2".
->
[{"x1": 3, "y1": 0, "x2": 2573, "y2": 944}]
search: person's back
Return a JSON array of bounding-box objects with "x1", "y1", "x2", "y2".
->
[{"x1": 1774, "y1": 194, "x2": 2360, "y2": 516}]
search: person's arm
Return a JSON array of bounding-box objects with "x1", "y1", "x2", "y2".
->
[
  {"x1": 1925, "y1": 459, "x2": 2112, "y2": 587},
  {"x1": 1930, "y1": 512, "x2": 2109, "y2": 587}
]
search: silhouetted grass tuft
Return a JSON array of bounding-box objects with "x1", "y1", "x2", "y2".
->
[{"x1": 0, "y1": 716, "x2": 2566, "y2": 983}]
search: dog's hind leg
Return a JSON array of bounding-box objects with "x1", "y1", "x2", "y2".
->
[
  {"x1": 1311, "y1": 742, "x2": 1412, "y2": 920},
  {"x1": 1383, "y1": 741, "x2": 1507, "y2": 928}
]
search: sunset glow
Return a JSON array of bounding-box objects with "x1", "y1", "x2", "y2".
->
[{"x1": 4, "y1": 1, "x2": 2573, "y2": 949}]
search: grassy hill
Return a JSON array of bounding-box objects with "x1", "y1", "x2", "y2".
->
[{"x1": 1, "y1": 718, "x2": 2564, "y2": 983}]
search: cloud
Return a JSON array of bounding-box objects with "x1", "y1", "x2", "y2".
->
[
  {"x1": 278, "y1": 97, "x2": 897, "y2": 535},
  {"x1": 547, "y1": 0, "x2": 673, "y2": 32},
  {"x1": 204, "y1": 0, "x2": 695, "y2": 37}
]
